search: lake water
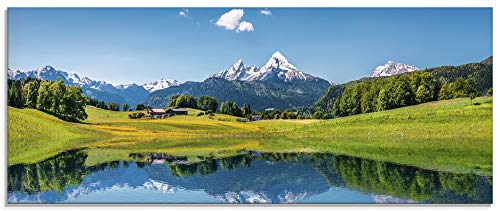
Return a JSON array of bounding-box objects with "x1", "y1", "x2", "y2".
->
[{"x1": 7, "y1": 150, "x2": 492, "y2": 204}]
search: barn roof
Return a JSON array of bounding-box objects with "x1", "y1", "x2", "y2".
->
[
  {"x1": 149, "y1": 109, "x2": 166, "y2": 113},
  {"x1": 171, "y1": 108, "x2": 188, "y2": 112}
]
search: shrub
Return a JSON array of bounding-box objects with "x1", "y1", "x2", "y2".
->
[{"x1": 128, "y1": 112, "x2": 145, "y2": 119}]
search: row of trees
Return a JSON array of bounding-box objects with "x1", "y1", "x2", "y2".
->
[
  {"x1": 87, "y1": 98, "x2": 122, "y2": 111},
  {"x1": 219, "y1": 101, "x2": 245, "y2": 117},
  {"x1": 333, "y1": 71, "x2": 477, "y2": 117},
  {"x1": 168, "y1": 95, "x2": 218, "y2": 112},
  {"x1": 261, "y1": 109, "x2": 332, "y2": 120},
  {"x1": 8, "y1": 78, "x2": 88, "y2": 122},
  {"x1": 218, "y1": 101, "x2": 333, "y2": 120}
]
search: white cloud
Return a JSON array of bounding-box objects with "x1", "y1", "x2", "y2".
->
[
  {"x1": 215, "y1": 9, "x2": 254, "y2": 33},
  {"x1": 179, "y1": 9, "x2": 189, "y2": 17},
  {"x1": 216, "y1": 9, "x2": 245, "y2": 30},
  {"x1": 260, "y1": 9, "x2": 272, "y2": 16},
  {"x1": 236, "y1": 21, "x2": 254, "y2": 32}
]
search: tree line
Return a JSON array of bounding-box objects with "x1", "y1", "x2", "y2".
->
[
  {"x1": 8, "y1": 78, "x2": 88, "y2": 122},
  {"x1": 313, "y1": 61, "x2": 492, "y2": 113},
  {"x1": 168, "y1": 94, "x2": 218, "y2": 112},
  {"x1": 87, "y1": 98, "x2": 123, "y2": 111},
  {"x1": 333, "y1": 71, "x2": 478, "y2": 117}
]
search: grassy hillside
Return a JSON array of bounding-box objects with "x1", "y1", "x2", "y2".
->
[
  {"x1": 8, "y1": 97, "x2": 492, "y2": 175},
  {"x1": 262, "y1": 97, "x2": 492, "y2": 175},
  {"x1": 7, "y1": 107, "x2": 110, "y2": 164}
]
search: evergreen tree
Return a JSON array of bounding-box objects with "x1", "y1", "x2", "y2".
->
[
  {"x1": 241, "y1": 104, "x2": 252, "y2": 118},
  {"x1": 8, "y1": 81, "x2": 24, "y2": 108},
  {"x1": 122, "y1": 104, "x2": 129, "y2": 112}
]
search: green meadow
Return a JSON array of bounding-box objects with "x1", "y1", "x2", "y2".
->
[{"x1": 8, "y1": 97, "x2": 492, "y2": 175}]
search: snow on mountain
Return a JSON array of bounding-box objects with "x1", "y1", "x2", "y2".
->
[
  {"x1": 209, "y1": 51, "x2": 321, "y2": 83},
  {"x1": 142, "y1": 79, "x2": 181, "y2": 93},
  {"x1": 371, "y1": 194, "x2": 415, "y2": 203},
  {"x1": 7, "y1": 65, "x2": 181, "y2": 93},
  {"x1": 209, "y1": 59, "x2": 260, "y2": 81},
  {"x1": 371, "y1": 61, "x2": 419, "y2": 77},
  {"x1": 7, "y1": 65, "x2": 182, "y2": 107},
  {"x1": 8, "y1": 65, "x2": 98, "y2": 87}
]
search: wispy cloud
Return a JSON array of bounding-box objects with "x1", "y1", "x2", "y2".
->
[
  {"x1": 260, "y1": 9, "x2": 272, "y2": 16},
  {"x1": 215, "y1": 9, "x2": 254, "y2": 33},
  {"x1": 179, "y1": 8, "x2": 189, "y2": 17},
  {"x1": 236, "y1": 21, "x2": 254, "y2": 32}
]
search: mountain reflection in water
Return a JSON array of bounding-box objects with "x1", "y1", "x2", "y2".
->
[{"x1": 7, "y1": 150, "x2": 492, "y2": 204}]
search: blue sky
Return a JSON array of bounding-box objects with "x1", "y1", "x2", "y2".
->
[{"x1": 8, "y1": 8, "x2": 492, "y2": 85}]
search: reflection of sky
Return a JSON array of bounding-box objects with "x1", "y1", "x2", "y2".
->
[
  {"x1": 298, "y1": 187, "x2": 374, "y2": 203},
  {"x1": 65, "y1": 186, "x2": 218, "y2": 203},
  {"x1": 8, "y1": 160, "x2": 406, "y2": 204}
]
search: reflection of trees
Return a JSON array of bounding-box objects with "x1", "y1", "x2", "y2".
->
[
  {"x1": 164, "y1": 152, "x2": 491, "y2": 204},
  {"x1": 328, "y1": 155, "x2": 492, "y2": 203},
  {"x1": 169, "y1": 158, "x2": 218, "y2": 177},
  {"x1": 168, "y1": 153, "x2": 311, "y2": 177},
  {"x1": 8, "y1": 150, "x2": 123, "y2": 194},
  {"x1": 8, "y1": 150, "x2": 492, "y2": 204},
  {"x1": 8, "y1": 150, "x2": 88, "y2": 194}
]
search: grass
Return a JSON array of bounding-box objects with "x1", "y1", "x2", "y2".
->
[{"x1": 7, "y1": 97, "x2": 493, "y2": 175}]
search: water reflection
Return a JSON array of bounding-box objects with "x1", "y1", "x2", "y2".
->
[{"x1": 7, "y1": 150, "x2": 492, "y2": 204}]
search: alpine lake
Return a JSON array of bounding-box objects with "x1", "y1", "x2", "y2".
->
[{"x1": 7, "y1": 149, "x2": 492, "y2": 204}]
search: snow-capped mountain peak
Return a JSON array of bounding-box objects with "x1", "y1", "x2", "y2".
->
[
  {"x1": 209, "y1": 59, "x2": 259, "y2": 81},
  {"x1": 209, "y1": 51, "x2": 322, "y2": 83},
  {"x1": 371, "y1": 61, "x2": 419, "y2": 77},
  {"x1": 269, "y1": 51, "x2": 288, "y2": 63},
  {"x1": 142, "y1": 79, "x2": 181, "y2": 93}
]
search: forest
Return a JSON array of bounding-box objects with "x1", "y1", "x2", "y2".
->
[
  {"x1": 7, "y1": 77, "x2": 88, "y2": 122},
  {"x1": 333, "y1": 71, "x2": 480, "y2": 117},
  {"x1": 313, "y1": 61, "x2": 492, "y2": 116}
]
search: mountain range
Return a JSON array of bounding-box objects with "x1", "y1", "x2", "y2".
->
[
  {"x1": 143, "y1": 51, "x2": 332, "y2": 110},
  {"x1": 7, "y1": 66, "x2": 180, "y2": 107},
  {"x1": 8, "y1": 52, "x2": 436, "y2": 111}
]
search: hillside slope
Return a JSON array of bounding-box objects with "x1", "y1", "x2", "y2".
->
[
  {"x1": 314, "y1": 61, "x2": 492, "y2": 112},
  {"x1": 7, "y1": 107, "x2": 109, "y2": 164},
  {"x1": 143, "y1": 77, "x2": 331, "y2": 111},
  {"x1": 281, "y1": 97, "x2": 492, "y2": 175}
]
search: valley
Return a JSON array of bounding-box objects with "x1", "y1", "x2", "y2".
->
[{"x1": 8, "y1": 97, "x2": 492, "y2": 175}]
